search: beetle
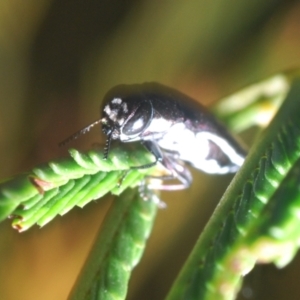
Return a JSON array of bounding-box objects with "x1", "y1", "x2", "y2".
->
[{"x1": 60, "y1": 83, "x2": 247, "y2": 190}]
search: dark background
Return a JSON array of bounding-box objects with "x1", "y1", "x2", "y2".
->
[{"x1": 0, "y1": 1, "x2": 299, "y2": 299}]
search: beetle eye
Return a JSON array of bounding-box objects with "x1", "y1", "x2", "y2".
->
[{"x1": 123, "y1": 101, "x2": 152, "y2": 136}]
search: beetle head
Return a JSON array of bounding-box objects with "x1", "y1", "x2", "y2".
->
[
  {"x1": 101, "y1": 97, "x2": 128, "y2": 138},
  {"x1": 101, "y1": 95, "x2": 153, "y2": 159},
  {"x1": 59, "y1": 84, "x2": 155, "y2": 161}
]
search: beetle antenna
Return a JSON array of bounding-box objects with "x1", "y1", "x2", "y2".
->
[
  {"x1": 103, "y1": 132, "x2": 112, "y2": 160},
  {"x1": 59, "y1": 119, "x2": 103, "y2": 146}
]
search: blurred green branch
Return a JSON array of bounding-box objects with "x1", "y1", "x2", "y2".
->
[{"x1": 2, "y1": 72, "x2": 300, "y2": 300}]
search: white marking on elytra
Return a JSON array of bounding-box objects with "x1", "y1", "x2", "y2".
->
[
  {"x1": 197, "y1": 132, "x2": 245, "y2": 167},
  {"x1": 158, "y1": 124, "x2": 245, "y2": 174}
]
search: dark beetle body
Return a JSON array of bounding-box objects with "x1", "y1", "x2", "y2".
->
[
  {"x1": 61, "y1": 83, "x2": 246, "y2": 190},
  {"x1": 101, "y1": 83, "x2": 246, "y2": 181}
]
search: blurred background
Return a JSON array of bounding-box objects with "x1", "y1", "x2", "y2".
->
[{"x1": 0, "y1": 1, "x2": 300, "y2": 299}]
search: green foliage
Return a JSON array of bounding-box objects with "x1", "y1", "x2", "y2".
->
[
  {"x1": 166, "y1": 78, "x2": 300, "y2": 300},
  {"x1": 68, "y1": 188, "x2": 158, "y2": 300},
  {"x1": 0, "y1": 146, "x2": 154, "y2": 231},
  {"x1": 2, "y1": 72, "x2": 300, "y2": 300}
]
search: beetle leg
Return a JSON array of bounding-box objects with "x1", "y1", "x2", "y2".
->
[
  {"x1": 130, "y1": 140, "x2": 192, "y2": 190},
  {"x1": 130, "y1": 140, "x2": 163, "y2": 169},
  {"x1": 147, "y1": 154, "x2": 192, "y2": 190}
]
